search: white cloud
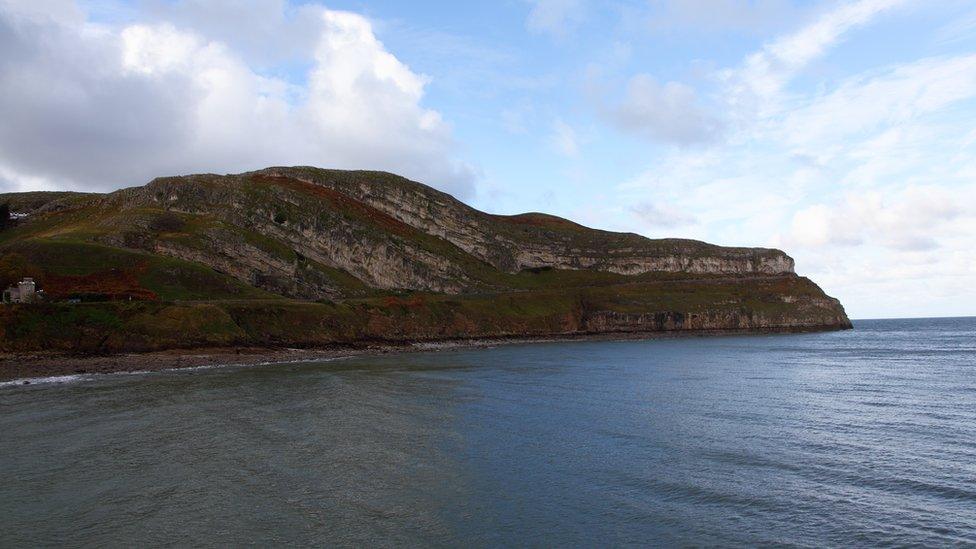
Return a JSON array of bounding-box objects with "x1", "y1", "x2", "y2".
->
[
  {"x1": 607, "y1": 74, "x2": 723, "y2": 144},
  {"x1": 139, "y1": 0, "x2": 326, "y2": 68},
  {"x1": 780, "y1": 54, "x2": 976, "y2": 149},
  {"x1": 0, "y1": 0, "x2": 82, "y2": 23},
  {"x1": 721, "y1": 0, "x2": 909, "y2": 117},
  {"x1": 645, "y1": 0, "x2": 799, "y2": 34},
  {"x1": 618, "y1": 0, "x2": 976, "y2": 318},
  {"x1": 764, "y1": 0, "x2": 904, "y2": 68},
  {"x1": 501, "y1": 108, "x2": 530, "y2": 135},
  {"x1": 549, "y1": 119, "x2": 579, "y2": 156},
  {"x1": 630, "y1": 201, "x2": 697, "y2": 228},
  {"x1": 934, "y1": 7, "x2": 976, "y2": 46},
  {"x1": 786, "y1": 185, "x2": 971, "y2": 251},
  {"x1": 121, "y1": 23, "x2": 202, "y2": 74},
  {"x1": 598, "y1": 0, "x2": 909, "y2": 146},
  {"x1": 788, "y1": 204, "x2": 863, "y2": 249},
  {"x1": 0, "y1": 2, "x2": 476, "y2": 198},
  {"x1": 526, "y1": 0, "x2": 584, "y2": 38}
]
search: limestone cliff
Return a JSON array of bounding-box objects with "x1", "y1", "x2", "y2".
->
[
  {"x1": 0, "y1": 166, "x2": 851, "y2": 354},
  {"x1": 76, "y1": 167, "x2": 800, "y2": 299}
]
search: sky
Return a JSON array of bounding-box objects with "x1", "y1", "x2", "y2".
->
[{"x1": 0, "y1": 0, "x2": 974, "y2": 319}]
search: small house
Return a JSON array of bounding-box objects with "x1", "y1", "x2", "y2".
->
[{"x1": 2, "y1": 277, "x2": 37, "y2": 304}]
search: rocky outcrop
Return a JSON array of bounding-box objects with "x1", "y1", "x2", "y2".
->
[
  {"x1": 258, "y1": 167, "x2": 796, "y2": 277},
  {"x1": 99, "y1": 167, "x2": 799, "y2": 299},
  {"x1": 106, "y1": 174, "x2": 478, "y2": 297},
  {"x1": 90, "y1": 168, "x2": 802, "y2": 300},
  {"x1": 580, "y1": 302, "x2": 851, "y2": 333}
]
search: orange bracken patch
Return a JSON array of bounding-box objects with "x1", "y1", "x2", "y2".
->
[
  {"x1": 42, "y1": 261, "x2": 158, "y2": 301},
  {"x1": 252, "y1": 174, "x2": 417, "y2": 237},
  {"x1": 492, "y1": 212, "x2": 584, "y2": 231},
  {"x1": 382, "y1": 295, "x2": 425, "y2": 308}
]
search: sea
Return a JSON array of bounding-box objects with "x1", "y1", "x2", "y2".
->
[{"x1": 1, "y1": 317, "x2": 974, "y2": 547}]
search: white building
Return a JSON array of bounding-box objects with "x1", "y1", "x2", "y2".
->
[{"x1": 2, "y1": 278, "x2": 36, "y2": 303}]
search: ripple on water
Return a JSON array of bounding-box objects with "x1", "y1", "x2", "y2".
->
[{"x1": 0, "y1": 317, "x2": 974, "y2": 546}]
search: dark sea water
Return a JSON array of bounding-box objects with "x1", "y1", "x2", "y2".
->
[{"x1": 1, "y1": 317, "x2": 975, "y2": 547}]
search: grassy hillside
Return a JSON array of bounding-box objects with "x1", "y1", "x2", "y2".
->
[
  {"x1": 0, "y1": 167, "x2": 850, "y2": 355},
  {"x1": 0, "y1": 276, "x2": 848, "y2": 354},
  {"x1": 0, "y1": 240, "x2": 274, "y2": 301}
]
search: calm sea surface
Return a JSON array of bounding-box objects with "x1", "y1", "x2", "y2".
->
[{"x1": 1, "y1": 317, "x2": 975, "y2": 547}]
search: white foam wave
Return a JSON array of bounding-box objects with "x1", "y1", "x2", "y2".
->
[
  {"x1": 0, "y1": 354, "x2": 358, "y2": 389},
  {"x1": 0, "y1": 374, "x2": 92, "y2": 388}
]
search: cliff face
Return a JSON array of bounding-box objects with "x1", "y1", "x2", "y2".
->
[
  {"x1": 257, "y1": 167, "x2": 795, "y2": 277},
  {"x1": 0, "y1": 166, "x2": 851, "y2": 354},
  {"x1": 83, "y1": 167, "x2": 798, "y2": 299}
]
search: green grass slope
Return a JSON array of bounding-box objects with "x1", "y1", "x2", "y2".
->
[{"x1": 0, "y1": 275, "x2": 849, "y2": 354}]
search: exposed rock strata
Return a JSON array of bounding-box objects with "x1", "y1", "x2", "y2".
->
[
  {"x1": 259, "y1": 167, "x2": 795, "y2": 276},
  {"x1": 92, "y1": 167, "x2": 798, "y2": 299}
]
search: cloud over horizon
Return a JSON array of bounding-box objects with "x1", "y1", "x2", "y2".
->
[
  {"x1": 605, "y1": 74, "x2": 724, "y2": 145},
  {"x1": 0, "y1": 1, "x2": 476, "y2": 198},
  {"x1": 525, "y1": 0, "x2": 584, "y2": 38},
  {"x1": 612, "y1": 0, "x2": 976, "y2": 318}
]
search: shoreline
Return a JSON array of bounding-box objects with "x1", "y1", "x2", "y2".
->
[{"x1": 0, "y1": 325, "x2": 847, "y2": 385}]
